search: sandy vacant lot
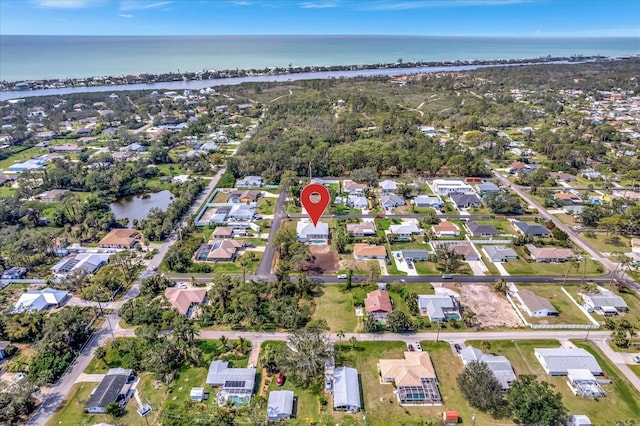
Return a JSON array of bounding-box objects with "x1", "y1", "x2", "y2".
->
[
  {"x1": 446, "y1": 283, "x2": 524, "y2": 328},
  {"x1": 306, "y1": 244, "x2": 339, "y2": 275}
]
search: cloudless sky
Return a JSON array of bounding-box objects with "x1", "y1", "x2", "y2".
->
[{"x1": 1, "y1": 0, "x2": 639, "y2": 37}]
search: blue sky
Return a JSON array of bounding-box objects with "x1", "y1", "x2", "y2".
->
[{"x1": 1, "y1": 0, "x2": 639, "y2": 37}]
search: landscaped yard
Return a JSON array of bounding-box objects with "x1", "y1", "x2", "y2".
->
[
  {"x1": 563, "y1": 284, "x2": 640, "y2": 328},
  {"x1": 0, "y1": 146, "x2": 47, "y2": 169},
  {"x1": 337, "y1": 341, "x2": 443, "y2": 425},
  {"x1": 503, "y1": 258, "x2": 603, "y2": 276},
  {"x1": 46, "y1": 373, "x2": 167, "y2": 426},
  {"x1": 514, "y1": 284, "x2": 592, "y2": 325},
  {"x1": 464, "y1": 339, "x2": 640, "y2": 424}
]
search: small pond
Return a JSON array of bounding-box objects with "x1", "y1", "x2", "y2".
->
[{"x1": 110, "y1": 190, "x2": 173, "y2": 227}]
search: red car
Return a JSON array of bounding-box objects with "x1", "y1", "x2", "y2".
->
[
  {"x1": 375, "y1": 214, "x2": 384, "y2": 219},
  {"x1": 276, "y1": 372, "x2": 284, "y2": 386}
]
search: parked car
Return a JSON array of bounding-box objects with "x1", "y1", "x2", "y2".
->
[
  {"x1": 375, "y1": 214, "x2": 384, "y2": 218},
  {"x1": 414, "y1": 343, "x2": 422, "y2": 352},
  {"x1": 276, "y1": 372, "x2": 285, "y2": 386},
  {"x1": 408, "y1": 344, "x2": 415, "y2": 352},
  {"x1": 325, "y1": 377, "x2": 332, "y2": 391},
  {"x1": 454, "y1": 344, "x2": 462, "y2": 353},
  {"x1": 407, "y1": 261, "x2": 414, "y2": 269},
  {"x1": 442, "y1": 274, "x2": 453, "y2": 279},
  {"x1": 633, "y1": 355, "x2": 640, "y2": 363},
  {"x1": 337, "y1": 274, "x2": 347, "y2": 279}
]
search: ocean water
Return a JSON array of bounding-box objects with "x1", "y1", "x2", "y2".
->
[{"x1": 1, "y1": 35, "x2": 639, "y2": 82}]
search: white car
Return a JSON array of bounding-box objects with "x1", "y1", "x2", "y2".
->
[
  {"x1": 337, "y1": 274, "x2": 347, "y2": 279},
  {"x1": 633, "y1": 355, "x2": 640, "y2": 363},
  {"x1": 414, "y1": 343, "x2": 423, "y2": 352}
]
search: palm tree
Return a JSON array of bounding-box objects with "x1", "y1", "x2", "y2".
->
[
  {"x1": 349, "y1": 336, "x2": 358, "y2": 350},
  {"x1": 336, "y1": 330, "x2": 345, "y2": 350},
  {"x1": 95, "y1": 346, "x2": 107, "y2": 367}
]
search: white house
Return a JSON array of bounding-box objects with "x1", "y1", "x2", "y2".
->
[
  {"x1": 432, "y1": 179, "x2": 474, "y2": 196},
  {"x1": 516, "y1": 289, "x2": 558, "y2": 317},
  {"x1": 267, "y1": 390, "x2": 294, "y2": 422},
  {"x1": 297, "y1": 220, "x2": 330, "y2": 244}
]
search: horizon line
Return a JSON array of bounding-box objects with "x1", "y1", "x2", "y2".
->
[{"x1": 2, "y1": 33, "x2": 640, "y2": 38}]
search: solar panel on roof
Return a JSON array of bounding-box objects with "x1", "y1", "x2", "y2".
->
[{"x1": 224, "y1": 380, "x2": 246, "y2": 388}]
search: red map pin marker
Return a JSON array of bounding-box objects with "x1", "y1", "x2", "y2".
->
[{"x1": 300, "y1": 183, "x2": 330, "y2": 227}]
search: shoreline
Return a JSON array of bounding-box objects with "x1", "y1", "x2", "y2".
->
[{"x1": 1, "y1": 55, "x2": 628, "y2": 101}]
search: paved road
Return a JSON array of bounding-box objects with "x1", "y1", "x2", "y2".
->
[
  {"x1": 255, "y1": 185, "x2": 287, "y2": 278},
  {"x1": 27, "y1": 171, "x2": 225, "y2": 426},
  {"x1": 165, "y1": 273, "x2": 614, "y2": 284},
  {"x1": 492, "y1": 169, "x2": 638, "y2": 291},
  {"x1": 111, "y1": 327, "x2": 640, "y2": 391}
]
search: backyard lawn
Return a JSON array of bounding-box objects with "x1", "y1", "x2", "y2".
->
[
  {"x1": 582, "y1": 232, "x2": 633, "y2": 255},
  {"x1": 514, "y1": 284, "x2": 593, "y2": 325},
  {"x1": 464, "y1": 339, "x2": 640, "y2": 424}
]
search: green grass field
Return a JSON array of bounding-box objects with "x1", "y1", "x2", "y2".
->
[
  {"x1": 0, "y1": 147, "x2": 47, "y2": 169},
  {"x1": 312, "y1": 286, "x2": 360, "y2": 333},
  {"x1": 503, "y1": 258, "x2": 603, "y2": 276},
  {"x1": 582, "y1": 232, "x2": 633, "y2": 255}
]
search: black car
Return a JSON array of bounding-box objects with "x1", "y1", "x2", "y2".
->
[{"x1": 454, "y1": 344, "x2": 462, "y2": 353}]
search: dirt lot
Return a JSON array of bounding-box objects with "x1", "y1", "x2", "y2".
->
[
  {"x1": 306, "y1": 245, "x2": 339, "y2": 275},
  {"x1": 445, "y1": 283, "x2": 524, "y2": 328}
]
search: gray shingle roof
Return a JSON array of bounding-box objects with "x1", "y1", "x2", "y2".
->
[{"x1": 534, "y1": 348, "x2": 602, "y2": 375}]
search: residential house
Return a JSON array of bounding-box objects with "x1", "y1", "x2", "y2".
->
[
  {"x1": 52, "y1": 143, "x2": 85, "y2": 153},
  {"x1": 9, "y1": 158, "x2": 46, "y2": 171},
  {"x1": 212, "y1": 226, "x2": 234, "y2": 239},
  {"x1": 513, "y1": 221, "x2": 552, "y2": 237},
  {"x1": 297, "y1": 220, "x2": 330, "y2": 244},
  {"x1": 333, "y1": 367, "x2": 362, "y2": 411},
  {"x1": 13, "y1": 288, "x2": 69, "y2": 313},
  {"x1": 466, "y1": 222, "x2": 498, "y2": 237},
  {"x1": 348, "y1": 195, "x2": 368, "y2": 209},
  {"x1": 389, "y1": 220, "x2": 424, "y2": 240},
  {"x1": 581, "y1": 291, "x2": 628, "y2": 314},
  {"x1": 51, "y1": 253, "x2": 111, "y2": 276},
  {"x1": 379, "y1": 180, "x2": 398, "y2": 193},
  {"x1": 552, "y1": 192, "x2": 582, "y2": 204},
  {"x1": 236, "y1": 176, "x2": 263, "y2": 188},
  {"x1": 534, "y1": 348, "x2": 602, "y2": 376},
  {"x1": 206, "y1": 360, "x2": 256, "y2": 406},
  {"x1": 510, "y1": 161, "x2": 532, "y2": 174},
  {"x1": 267, "y1": 390, "x2": 294, "y2": 422},
  {"x1": 528, "y1": 246, "x2": 575, "y2": 262},
  {"x1": 417, "y1": 293, "x2": 460, "y2": 322},
  {"x1": 85, "y1": 368, "x2": 135, "y2": 413},
  {"x1": 229, "y1": 190, "x2": 260, "y2": 204},
  {"x1": 165, "y1": 287, "x2": 208, "y2": 318},
  {"x1": 431, "y1": 221, "x2": 460, "y2": 238},
  {"x1": 432, "y1": 179, "x2": 474, "y2": 196},
  {"x1": 346, "y1": 222, "x2": 376, "y2": 237},
  {"x1": 516, "y1": 289, "x2": 558, "y2": 317},
  {"x1": 459, "y1": 346, "x2": 517, "y2": 391},
  {"x1": 0, "y1": 341, "x2": 10, "y2": 360},
  {"x1": 343, "y1": 180, "x2": 367, "y2": 195},
  {"x1": 378, "y1": 352, "x2": 442, "y2": 405},
  {"x1": 1, "y1": 267, "x2": 27, "y2": 280},
  {"x1": 98, "y1": 229, "x2": 139, "y2": 249},
  {"x1": 413, "y1": 195, "x2": 443, "y2": 208},
  {"x1": 227, "y1": 205, "x2": 256, "y2": 221},
  {"x1": 446, "y1": 242, "x2": 479, "y2": 261},
  {"x1": 196, "y1": 239, "x2": 244, "y2": 262},
  {"x1": 581, "y1": 170, "x2": 601, "y2": 180},
  {"x1": 563, "y1": 205, "x2": 585, "y2": 216},
  {"x1": 483, "y1": 246, "x2": 518, "y2": 263},
  {"x1": 380, "y1": 194, "x2": 405, "y2": 209},
  {"x1": 364, "y1": 289, "x2": 393, "y2": 322},
  {"x1": 549, "y1": 172, "x2": 577, "y2": 182},
  {"x1": 34, "y1": 189, "x2": 68, "y2": 202},
  {"x1": 354, "y1": 244, "x2": 387, "y2": 260},
  {"x1": 401, "y1": 250, "x2": 432, "y2": 262},
  {"x1": 0, "y1": 174, "x2": 18, "y2": 186},
  {"x1": 477, "y1": 182, "x2": 500, "y2": 193},
  {"x1": 449, "y1": 193, "x2": 482, "y2": 209}
]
